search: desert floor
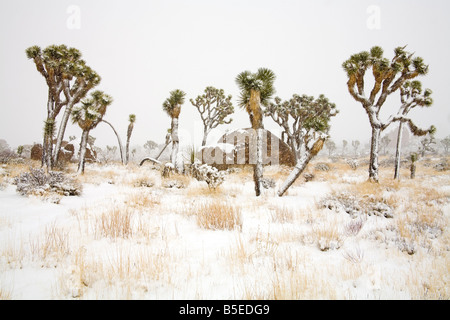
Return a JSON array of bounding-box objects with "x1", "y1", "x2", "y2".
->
[{"x1": 0, "y1": 156, "x2": 449, "y2": 299}]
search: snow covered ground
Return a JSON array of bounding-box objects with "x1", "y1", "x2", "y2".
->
[{"x1": 0, "y1": 158, "x2": 449, "y2": 299}]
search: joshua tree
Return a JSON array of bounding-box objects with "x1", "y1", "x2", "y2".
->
[
  {"x1": 342, "y1": 140, "x2": 348, "y2": 156},
  {"x1": 410, "y1": 152, "x2": 418, "y2": 179},
  {"x1": 342, "y1": 45, "x2": 429, "y2": 182},
  {"x1": 101, "y1": 119, "x2": 124, "y2": 164},
  {"x1": 71, "y1": 91, "x2": 112, "y2": 174},
  {"x1": 163, "y1": 89, "x2": 186, "y2": 172},
  {"x1": 125, "y1": 114, "x2": 136, "y2": 165},
  {"x1": 325, "y1": 140, "x2": 336, "y2": 157},
  {"x1": 266, "y1": 94, "x2": 338, "y2": 197},
  {"x1": 441, "y1": 135, "x2": 450, "y2": 154},
  {"x1": 380, "y1": 136, "x2": 391, "y2": 155},
  {"x1": 393, "y1": 81, "x2": 435, "y2": 179},
  {"x1": 352, "y1": 140, "x2": 360, "y2": 156},
  {"x1": 419, "y1": 134, "x2": 436, "y2": 157},
  {"x1": 25, "y1": 45, "x2": 101, "y2": 169},
  {"x1": 235, "y1": 68, "x2": 276, "y2": 196},
  {"x1": 17, "y1": 146, "x2": 24, "y2": 157},
  {"x1": 190, "y1": 86, "x2": 234, "y2": 146}
]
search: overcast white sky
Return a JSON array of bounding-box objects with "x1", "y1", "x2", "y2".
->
[{"x1": 1, "y1": 0, "x2": 449, "y2": 150}]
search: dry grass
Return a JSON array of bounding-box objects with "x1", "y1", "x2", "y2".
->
[
  {"x1": 124, "y1": 190, "x2": 160, "y2": 209},
  {"x1": 185, "y1": 184, "x2": 225, "y2": 198},
  {"x1": 95, "y1": 207, "x2": 134, "y2": 239},
  {"x1": 312, "y1": 221, "x2": 343, "y2": 251},
  {"x1": 65, "y1": 244, "x2": 173, "y2": 299},
  {"x1": 29, "y1": 223, "x2": 70, "y2": 265},
  {"x1": 271, "y1": 206, "x2": 294, "y2": 224},
  {"x1": 1, "y1": 238, "x2": 25, "y2": 268},
  {"x1": 1, "y1": 156, "x2": 449, "y2": 300},
  {"x1": 0, "y1": 285, "x2": 12, "y2": 300},
  {"x1": 195, "y1": 201, "x2": 243, "y2": 231}
]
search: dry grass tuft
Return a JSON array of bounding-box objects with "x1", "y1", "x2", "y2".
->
[
  {"x1": 312, "y1": 221, "x2": 343, "y2": 251},
  {"x1": 124, "y1": 190, "x2": 160, "y2": 209},
  {"x1": 29, "y1": 223, "x2": 70, "y2": 264},
  {"x1": 271, "y1": 206, "x2": 294, "y2": 224},
  {"x1": 94, "y1": 207, "x2": 134, "y2": 239},
  {"x1": 193, "y1": 201, "x2": 243, "y2": 231}
]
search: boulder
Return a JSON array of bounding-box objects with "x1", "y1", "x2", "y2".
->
[{"x1": 198, "y1": 128, "x2": 295, "y2": 170}]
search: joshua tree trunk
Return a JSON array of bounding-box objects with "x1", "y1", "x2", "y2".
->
[
  {"x1": 393, "y1": 122, "x2": 404, "y2": 180},
  {"x1": 126, "y1": 122, "x2": 134, "y2": 165},
  {"x1": 42, "y1": 92, "x2": 56, "y2": 171},
  {"x1": 170, "y1": 116, "x2": 180, "y2": 171},
  {"x1": 201, "y1": 126, "x2": 210, "y2": 147},
  {"x1": 101, "y1": 119, "x2": 124, "y2": 164},
  {"x1": 249, "y1": 89, "x2": 264, "y2": 196},
  {"x1": 278, "y1": 152, "x2": 312, "y2": 197},
  {"x1": 277, "y1": 138, "x2": 324, "y2": 197},
  {"x1": 53, "y1": 104, "x2": 71, "y2": 166},
  {"x1": 410, "y1": 162, "x2": 416, "y2": 179},
  {"x1": 53, "y1": 99, "x2": 78, "y2": 165},
  {"x1": 77, "y1": 130, "x2": 89, "y2": 174},
  {"x1": 368, "y1": 126, "x2": 381, "y2": 182}
]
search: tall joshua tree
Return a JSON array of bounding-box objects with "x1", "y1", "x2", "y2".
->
[
  {"x1": 125, "y1": 114, "x2": 136, "y2": 164},
  {"x1": 26, "y1": 45, "x2": 101, "y2": 169},
  {"x1": 72, "y1": 91, "x2": 113, "y2": 174},
  {"x1": 342, "y1": 45, "x2": 429, "y2": 182},
  {"x1": 394, "y1": 81, "x2": 434, "y2": 179},
  {"x1": 190, "y1": 86, "x2": 234, "y2": 146},
  {"x1": 101, "y1": 119, "x2": 125, "y2": 164},
  {"x1": 235, "y1": 68, "x2": 276, "y2": 196},
  {"x1": 163, "y1": 89, "x2": 186, "y2": 172},
  {"x1": 266, "y1": 94, "x2": 338, "y2": 196}
]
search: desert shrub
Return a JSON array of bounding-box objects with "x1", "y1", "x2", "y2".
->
[
  {"x1": 0, "y1": 150, "x2": 18, "y2": 164},
  {"x1": 312, "y1": 222, "x2": 343, "y2": 251},
  {"x1": 315, "y1": 163, "x2": 330, "y2": 172},
  {"x1": 346, "y1": 159, "x2": 358, "y2": 170},
  {"x1": 191, "y1": 160, "x2": 226, "y2": 190},
  {"x1": 320, "y1": 192, "x2": 393, "y2": 218},
  {"x1": 434, "y1": 158, "x2": 449, "y2": 172},
  {"x1": 162, "y1": 162, "x2": 175, "y2": 178},
  {"x1": 13, "y1": 168, "x2": 81, "y2": 199}
]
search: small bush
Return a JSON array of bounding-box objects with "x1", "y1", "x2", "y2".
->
[
  {"x1": 191, "y1": 161, "x2": 226, "y2": 190},
  {"x1": 14, "y1": 168, "x2": 82, "y2": 199}
]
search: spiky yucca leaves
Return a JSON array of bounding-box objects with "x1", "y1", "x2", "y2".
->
[
  {"x1": 25, "y1": 44, "x2": 101, "y2": 169},
  {"x1": 190, "y1": 86, "x2": 234, "y2": 146},
  {"x1": 268, "y1": 94, "x2": 337, "y2": 152},
  {"x1": 163, "y1": 89, "x2": 186, "y2": 118},
  {"x1": 235, "y1": 68, "x2": 276, "y2": 129},
  {"x1": 342, "y1": 45, "x2": 429, "y2": 182},
  {"x1": 72, "y1": 91, "x2": 113, "y2": 174},
  {"x1": 162, "y1": 90, "x2": 186, "y2": 172},
  {"x1": 72, "y1": 91, "x2": 112, "y2": 131},
  {"x1": 266, "y1": 94, "x2": 338, "y2": 196},
  {"x1": 235, "y1": 68, "x2": 276, "y2": 196}
]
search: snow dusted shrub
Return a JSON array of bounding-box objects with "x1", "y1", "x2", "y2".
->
[
  {"x1": 14, "y1": 168, "x2": 81, "y2": 200},
  {"x1": 191, "y1": 160, "x2": 225, "y2": 190},
  {"x1": 162, "y1": 162, "x2": 175, "y2": 178},
  {"x1": 313, "y1": 222, "x2": 343, "y2": 251},
  {"x1": 345, "y1": 216, "x2": 367, "y2": 236},
  {"x1": 321, "y1": 191, "x2": 393, "y2": 219},
  {"x1": 315, "y1": 163, "x2": 330, "y2": 172},
  {"x1": 346, "y1": 159, "x2": 358, "y2": 170}
]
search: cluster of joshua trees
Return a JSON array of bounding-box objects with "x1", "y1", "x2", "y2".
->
[{"x1": 26, "y1": 44, "x2": 436, "y2": 196}]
